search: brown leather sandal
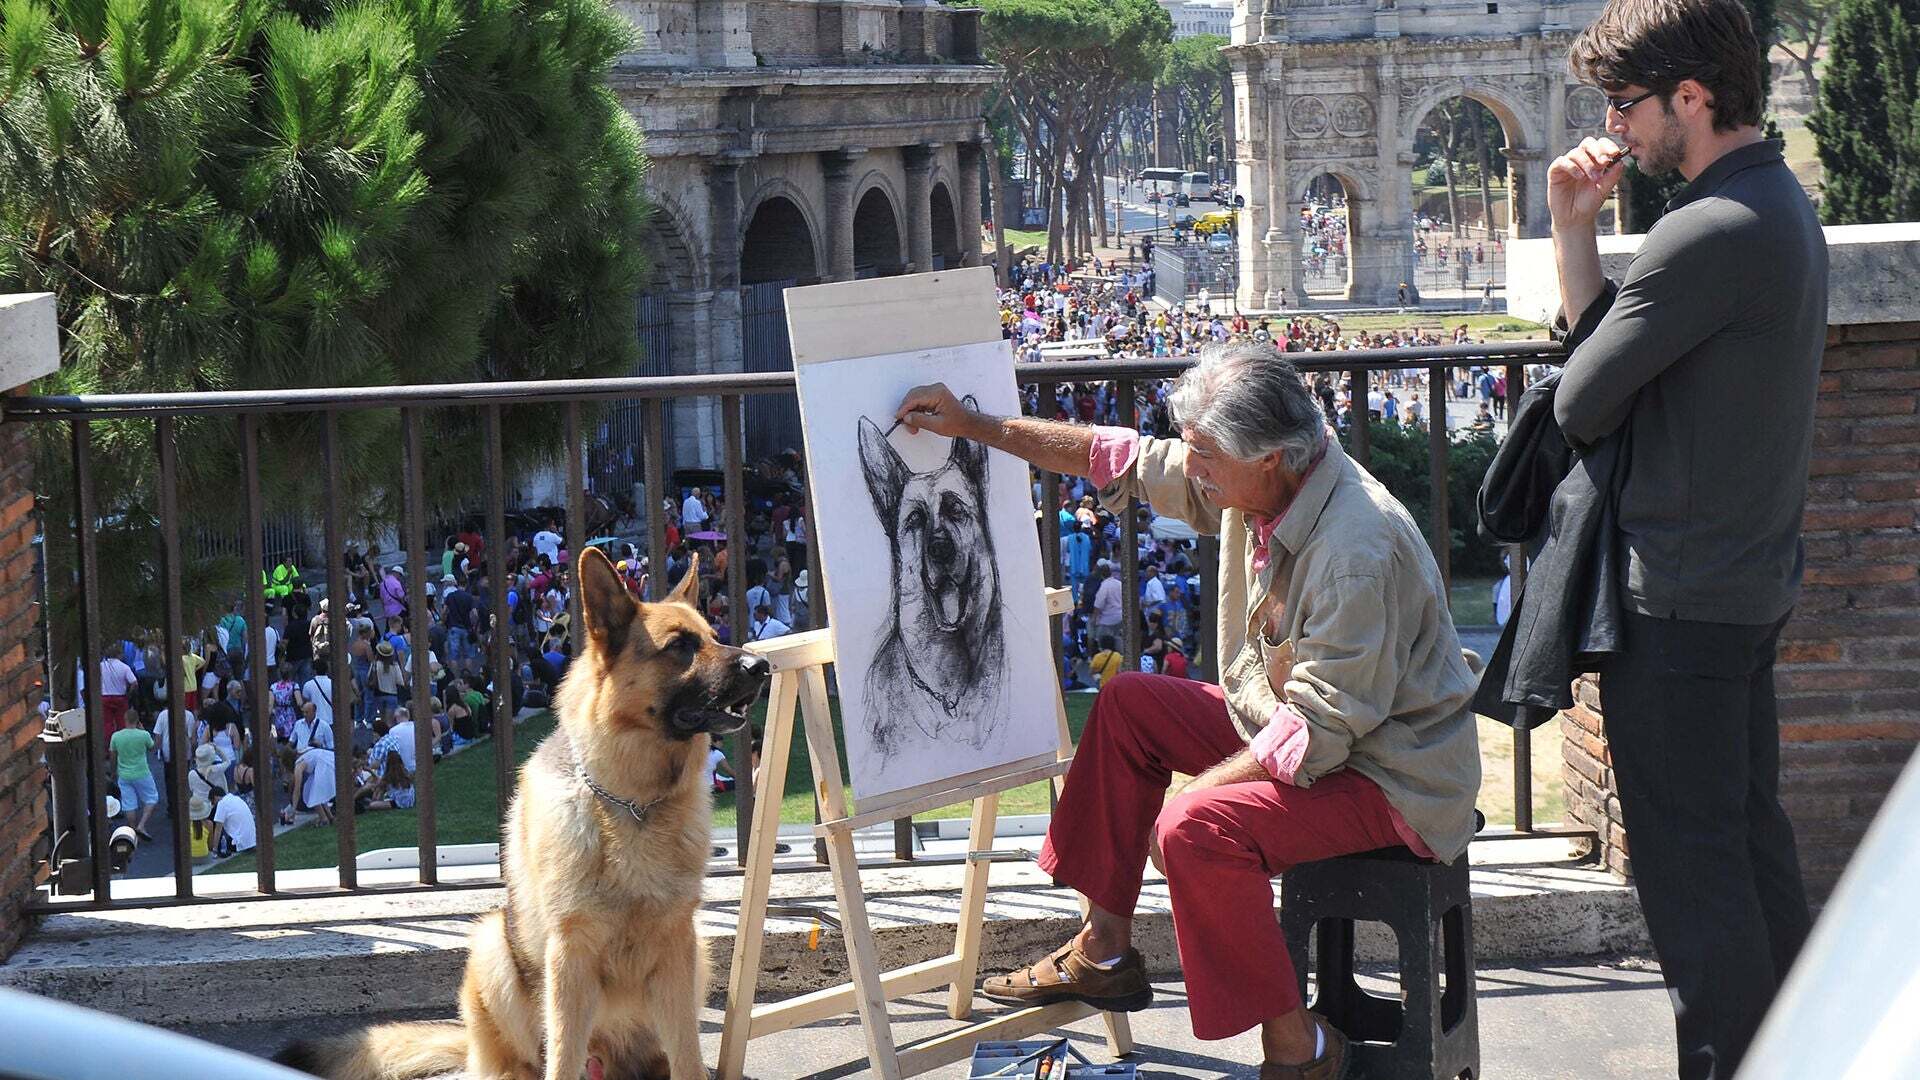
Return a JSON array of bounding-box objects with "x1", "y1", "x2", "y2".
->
[
  {"x1": 1256, "y1": 1013, "x2": 1351, "y2": 1080},
  {"x1": 980, "y1": 940, "x2": 1153, "y2": 1012}
]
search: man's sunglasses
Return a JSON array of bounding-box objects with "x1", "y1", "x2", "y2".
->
[{"x1": 1607, "y1": 89, "x2": 1661, "y2": 115}]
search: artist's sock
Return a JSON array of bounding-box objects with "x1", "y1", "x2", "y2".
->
[{"x1": 1086, "y1": 952, "x2": 1127, "y2": 969}]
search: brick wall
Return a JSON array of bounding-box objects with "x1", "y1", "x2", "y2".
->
[
  {"x1": 0, "y1": 416, "x2": 45, "y2": 959},
  {"x1": 1564, "y1": 321, "x2": 1920, "y2": 898},
  {"x1": 751, "y1": 1, "x2": 823, "y2": 64}
]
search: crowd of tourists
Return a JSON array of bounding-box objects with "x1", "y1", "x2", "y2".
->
[{"x1": 83, "y1": 466, "x2": 821, "y2": 865}]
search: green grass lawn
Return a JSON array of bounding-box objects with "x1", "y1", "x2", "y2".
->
[
  {"x1": 220, "y1": 665, "x2": 1566, "y2": 873},
  {"x1": 1315, "y1": 313, "x2": 1547, "y2": 342},
  {"x1": 1779, "y1": 116, "x2": 1823, "y2": 194},
  {"x1": 1000, "y1": 228, "x2": 1050, "y2": 251},
  {"x1": 215, "y1": 696, "x2": 1098, "y2": 874},
  {"x1": 1449, "y1": 575, "x2": 1500, "y2": 628}
]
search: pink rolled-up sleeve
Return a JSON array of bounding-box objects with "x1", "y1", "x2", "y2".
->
[
  {"x1": 1251, "y1": 700, "x2": 1437, "y2": 858},
  {"x1": 1250, "y1": 702, "x2": 1312, "y2": 785},
  {"x1": 1086, "y1": 426, "x2": 1141, "y2": 488}
]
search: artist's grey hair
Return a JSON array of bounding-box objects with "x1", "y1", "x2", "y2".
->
[{"x1": 1168, "y1": 343, "x2": 1327, "y2": 473}]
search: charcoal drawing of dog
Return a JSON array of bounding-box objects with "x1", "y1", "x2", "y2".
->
[{"x1": 857, "y1": 404, "x2": 1008, "y2": 761}]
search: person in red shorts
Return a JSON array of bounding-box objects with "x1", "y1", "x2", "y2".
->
[{"x1": 95, "y1": 653, "x2": 139, "y2": 736}]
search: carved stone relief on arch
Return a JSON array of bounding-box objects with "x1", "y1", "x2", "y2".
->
[
  {"x1": 1288, "y1": 96, "x2": 1331, "y2": 138},
  {"x1": 1331, "y1": 95, "x2": 1376, "y2": 137},
  {"x1": 1566, "y1": 85, "x2": 1607, "y2": 130}
]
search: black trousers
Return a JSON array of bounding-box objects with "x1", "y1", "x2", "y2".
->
[{"x1": 1599, "y1": 611, "x2": 1812, "y2": 1080}]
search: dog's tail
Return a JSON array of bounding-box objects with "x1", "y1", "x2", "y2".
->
[{"x1": 272, "y1": 1019, "x2": 467, "y2": 1080}]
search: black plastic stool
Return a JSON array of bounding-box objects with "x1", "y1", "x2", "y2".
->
[{"x1": 1279, "y1": 846, "x2": 1478, "y2": 1080}]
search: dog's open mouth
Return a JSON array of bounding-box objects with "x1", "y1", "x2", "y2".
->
[
  {"x1": 923, "y1": 569, "x2": 970, "y2": 632},
  {"x1": 671, "y1": 684, "x2": 759, "y2": 737}
]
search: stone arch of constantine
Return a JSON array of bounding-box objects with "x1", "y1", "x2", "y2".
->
[{"x1": 1227, "y1": 0, "x2": 1612, "y2": 308}]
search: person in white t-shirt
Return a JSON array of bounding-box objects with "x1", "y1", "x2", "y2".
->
[
  {"x1": 300, "y1": 660, "x2": 335, "y2": 732},
  {"x1": 704, "y1": 746, "x2": 735, "y2": 793},
  {"x1": 285, "y1": 744, "x2": 337, "y2": 825},
  {"x1": 209, "y1": 786, "x2": 257, "y2": 855},
  {"x1": 291, "y1": 700, "x2": 333, "y2": 754},
  {"x1": 749, "y1": 605, "x2": 789, "y2": 642},
  {"x1": 532, "y1": 520, "x2": 564, "y2": 565},
  {"x1": 385, "y1": 709, "x2": 420, "y2": 777}
]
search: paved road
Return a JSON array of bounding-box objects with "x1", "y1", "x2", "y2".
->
[{"x1": 174, "y1": 964, "x2": 1675, "y2": 1078}]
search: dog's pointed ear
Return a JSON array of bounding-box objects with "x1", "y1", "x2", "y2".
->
[
  {"x1": 578, "y1": 547, "x2": 637, "y2": 654},
  {"x1": 948, "y1": 399, "x2": 990, "y2": 491},
  {"x1": 665, "y1": 552, "x2": 700, "y2": 607},
  {"x1": 858, "y1": 416, "x2": 911, "y2": 524}
]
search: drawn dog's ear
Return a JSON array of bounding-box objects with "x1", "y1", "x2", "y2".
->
[
  {"x1": 578, "y1": 547, "x2": 637, "y2": 654},
  {"x1": 858, "y1": 416, "x2": 911, "y2": 524},
  {"x1": 947, "y1": 396, "x2": 990, "y2": 492}
]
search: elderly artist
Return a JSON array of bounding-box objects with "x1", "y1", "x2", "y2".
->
[{"x1": 892, "y1": 343, "x2": 1480, "y2": 1079}]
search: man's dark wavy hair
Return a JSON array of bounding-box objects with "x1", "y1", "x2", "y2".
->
[{"x1": 1569, "y1": 0, "x2": 1764, "y2": 133}]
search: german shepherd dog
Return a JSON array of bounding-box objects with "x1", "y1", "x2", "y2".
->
[
  {"x1": 276, "y1": 548, "x2": 769, "y2": 1080},
  {"x1": 857, "y1": 405, "x2": 1007, "y2": 760}
]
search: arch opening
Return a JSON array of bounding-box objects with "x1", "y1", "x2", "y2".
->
[
  {"x1": 1298, "y1": 172, "x2": 1362, "y2": 302},
  {"x1": 1406, "y1": 95, "x2": 1520, "y2": 302},
  {"x1": 740, "y1": 196, "x2": 820, "y2": 286},
  {"x1": 929, "y1": 183, "x2": 962, "y2": 270},
  {"x1": 853, "y1": 188, "x2": 905, "y2": 279}
]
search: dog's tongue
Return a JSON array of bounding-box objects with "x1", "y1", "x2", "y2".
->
[
  {"x1": 935, "y1": 586, "x2": 964, "y2": 627},
  {"x1": 923, "y1": 570, "x2": 965, "y2": 628}
]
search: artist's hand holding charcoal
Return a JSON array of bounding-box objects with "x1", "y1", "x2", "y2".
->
[{"x1": 893, "y1": 381, "x2": 983, "y2": 440}]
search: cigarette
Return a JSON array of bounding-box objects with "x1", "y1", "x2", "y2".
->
[{"x1": 1600, "y1": 147, "x2": 1630, "y2": 168}]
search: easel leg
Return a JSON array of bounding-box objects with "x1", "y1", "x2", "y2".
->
[
  {"x1": 717, "y1": 669, "x2": 801, "y2": 1080},
  {"x1": 945, "y1": 791, "x2": 999, "y2": 1020},
  {"x1": 799, "y1": 666, "x2": 905, "y2": 1080}
]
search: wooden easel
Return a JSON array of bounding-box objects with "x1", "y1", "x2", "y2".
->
[{"x1": 717, "y1": 586, "x2": 1134, "y2": 1080}]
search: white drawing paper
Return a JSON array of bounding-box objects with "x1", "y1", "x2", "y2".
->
[{"x1": 794, "y1": 337, "x2": 1060, "y2": 802}]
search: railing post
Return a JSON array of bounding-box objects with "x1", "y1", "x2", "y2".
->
[
  {"x1": 1427, "y1": 364, "x2": 1451, "y2": 595},
  {"x1": 644, "y1": 399, "x2": 669, "y2": 602},
  {"x1": 239, "y1": 415, "x2": 275, "y2": 895},
  {"x1": 564, "y1": 402, "x2": 588, "y2": 638},
  {"x1": 1118, "y1": 379, "x2": 1141, "y2": 671},
  {"x1": 484, "y1": 406, "x2": 516, "y2": 815},
  {"x1": 1506, "y1": 362, "x2": 1533, "y2": 834},
  {"x1": 401, "y1": 408, "x2": 438, "y2": 885},
  {"x1": 320, "y1": 413, "x2": 358, "y2": 888},
  {"x1": 153, "y1": 417, "x2": 192, "y2": 897},
  {"x1": 1349, "y1": 366, "x2": 1371, "y2": 471},
  {"x1": 722, "y1": 395, "x2": 754, "y2": 864},
  {"x1": 69, "y1": 421, "x2": 110, "y2": 903}
]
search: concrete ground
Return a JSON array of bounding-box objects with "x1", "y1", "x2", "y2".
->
[{"x1": 175, "y1": 963, "x2": 1677, "y2": 1079}]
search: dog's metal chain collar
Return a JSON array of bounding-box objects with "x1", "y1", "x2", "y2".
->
[{"x1": 576, "y1": 761, "x2": 666, "y2": 827}]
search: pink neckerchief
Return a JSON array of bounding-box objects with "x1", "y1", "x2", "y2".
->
[{"x1": 1250, "y1": 440, "x2": 1331, "y2": 574}]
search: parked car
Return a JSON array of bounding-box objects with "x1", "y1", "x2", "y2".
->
[
  {"x1": 1737, "y1": 749, "x2": 1920, "y2": 1078},
  {"x1": 1, "y1": 988, "x2": 309, "y2": 1079}
]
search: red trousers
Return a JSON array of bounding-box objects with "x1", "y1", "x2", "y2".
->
[
  {"x1": 100, "y1": 694, "x2": 129, "y2": 737},
  {"x1": 1038, "y1": 672, "x2": 1411, "y2": 1040}
]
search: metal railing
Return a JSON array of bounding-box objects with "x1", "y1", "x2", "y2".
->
[{"x1": 13, "y1": 339, "x2": 1589, "y2": 913}]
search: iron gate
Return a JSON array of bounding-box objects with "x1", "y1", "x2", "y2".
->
[
  {"x1": 742, "y1": 281, "x2": 802, "y2": 461},
  {"x1": 589, "y1": 294, "x2": 674, "y2": 512}
]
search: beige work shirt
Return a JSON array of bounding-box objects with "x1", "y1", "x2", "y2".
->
[{"x1": 1097, "y1": 435, "x2": 1482, "y2": 860}]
